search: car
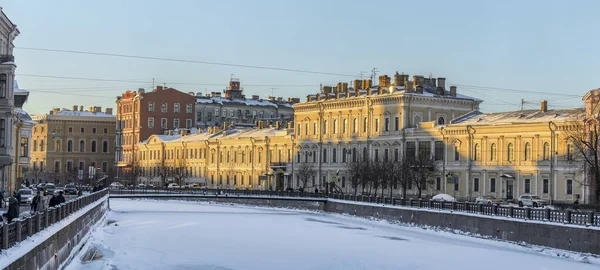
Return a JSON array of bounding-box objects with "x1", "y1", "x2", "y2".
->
[
  {"x1": 64, "y1": 184, "x2": 78, "y2": 195},
  {"x1": 188, "y1": 184, "x2": 199, "y2": 189},
  {"x1": 45, "y1": 183, "x2": 56, "y2": 196},
  {"x1": 137, "y1": 183, "x2": 147, "y2": 188},
  {"x1": 110, "y1": 182, "x2": 125, "y2": 189},
  {"x1": 431, "y1": 194, "x2": 457, "y2": 202},
  {"x1": 475, "y1": 195, "x2": 502, "y2": 205},
  {"x1": 167, "y1": 183, "x2": 179, "y2": 189},
  {"x1": 517, "y1": 194, "x2": 550, "y2": 208},
  {"x1": 18, "y1": 188, "x2": 34, "y2": 204},
  {"x1": 54, "y1": 188, "x2": 64, "y2": 196},
  {"x1": 36, "y1": 183, "x2": 46, "y2": 192}
]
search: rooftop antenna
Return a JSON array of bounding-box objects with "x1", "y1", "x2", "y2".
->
[
  {"x1": 152, "y1": 78, "x2": 155, "y2": 89},
  {"x1": 371, "y1": 68, "x2": 379, "y2": 81}
]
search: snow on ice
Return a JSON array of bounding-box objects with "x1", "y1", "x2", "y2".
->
[{"x1": 63, "y1": 199, "x2": 599, "y2": 270}]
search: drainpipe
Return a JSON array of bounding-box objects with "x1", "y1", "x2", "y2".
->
[{"x1": 549, "y1": 121, "x2": 557, "y2": 203}]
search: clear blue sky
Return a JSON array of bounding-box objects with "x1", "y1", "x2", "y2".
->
[{"x1": 2, "y1": 0, "x2": 599, "y2": 115}]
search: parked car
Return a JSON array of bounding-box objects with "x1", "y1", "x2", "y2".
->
[
  {"x1": 54, "y1": 187, "x2": 64, "y2": 196},
  {"x1": 45, "y1": 183, "x2": 56, "y2": 196},
  {"x1": 167, "y1": 183, "x2": 180, "y2": 189},
  {"x1": 475, "y1": 195, "x2": 502, "y2": 205},
  {"x1": 64, "y1": 184, "x2": 78, "y2": 195},
  {"x1": 36, "y1": 183, "x2": 46, "y2": 191},
  {"x1": 432, "y1": 194, "x2": 456, "y2": 202},
  {"x1": 187, "y1": 184, "x2": 199, "y2": 189},
  {"x1": 18, "y1": 188, "x2": 34, "y2": 204},
  {"x1": 110, "y1": 182, "x2": 125, "y2": 189},
  {"x1": 517, "y1": 194, "x2": 550, "y2": 208},
  {"x1": 137, "y1": 183, "x2": 147, "y2": 188}
]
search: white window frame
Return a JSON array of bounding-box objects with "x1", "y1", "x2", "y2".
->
[
  {"x1": 161, "y1": 103, "x2": 167, "y2": 113},
  {"x1": 186, "y1": 104, "x2": 192, "y2": 113},
  {"x1": 161, "y1": 118, "x2": 168, "y2": 129},
  {"x1": 174, "y1": 103, "x2": 180, "y2": 113},
  {"x1": 186, "y1": 119, "x2": 192, "y2": 128},
  {"x1": 148, "y1": 117, "x2": 154, "y2": 128},
  {"x1": 174, "y1": 118, "x2": 180, "y2": 128},
  {"x1": 148, "y1": 102, "x2": 155, "y2": 112}
]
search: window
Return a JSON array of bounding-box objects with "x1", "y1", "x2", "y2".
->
[
  {"x1": 352, "y1": 118, "x2": 357, "y2": 133},
  {"x1": 305, "y1": 123, "x2": 309, "y2": 135},
  {"x1": 543, "y1": 142, "x2": 550, "y2": 160},
  {"x1": 186, "y1": 104, "x2": 192, "y2": 113},
  {"x1": 68, "y1": 127, "x2": 73, "y2": 133},
  {"x1": 543, "y1": 179, "x2": 549, "y2": 194},
  {"x1": 363, "y1": 147, "x2": 367, "y2": 162},
  {"x1": 80, "y1": 140, "x2": 85, "y2": 152},
  {"x1": 67, "y1": 140, "x2": 73, "y2": 152},
  {"x1": 0, "y1": 74, "x2": 6, "y2": 98},
  {"x1": 473, "y1": 143, "x2": 480, "y2": 161},
  {"x1": 79, "y1": 161, "x2": 84, "y2": 171},
  {"x1": 436, "y1": 177, "x2": 441, "y2": 190},
  {"x1": 322, "y1": 149, "x2": 327, "y2": 163},
  {"x1": 454, "y1": 178, "x2": 459, "y2": 191},
  {"x1": 304, "y1": 151, "x2": 308, "y2": 163},
  {"x1": 385, "y1": 118, "x2": 389, "y2": 131},
  {"x1": 148, "y1": 117, "x2": 154, "y2": 128},
  {"x1": 437, "y1": 117, "x2": 445, "y2": 125},
  {"x1": 161, "y1": 118, "x2": 167, "y2": 129},
  {"x1": 490, "y1": 143, "x2": 497, "y2": 161},
  {"x1": 312, "y1": 176, "x2": 315, "y2": 186},
  {"x1": 333, "y1": 119, "x2": 338, "y2": 134},
  {"x1": 363, "y1": 117, "x2": 367, "y2": 133},
  {"x1": 313, "y1": 122, "x2": 317, "y2": 135},
  {"x1": 323, "y1": 120, "x2": 327, "y2": 134},
  {"x1": 312, "y1": 151, "x2": 316, "y2": 163},
  {"x1": 40, "y1": 140, "x2": 44, "y2": 151},
  {"x1": 33, "y1": 140, "x2": 37, "y2": 151},
  {"x1": 490, "y1": 178, "x2": 496, "y2": 192},
  {"x1": 332, "y1": 148, "x2": 337, "y2": 163},
  {"x1": 406, "y1": 142, "x2": 416, "y2": 160},
  {"x1": 92, "y1": 128, "x2": 97, "y2": 134},
  {"x1": 566, "y1": 179, "x2": 573, "y2": 195},
  {"x1": 343, "y1": 119, "x2": 347, "y2": 133},
  {"x1": 20, "y1": 138, "x2": 28, "y2": 157},
  {"x1": 215, "y1": 108, "x2": 220, "y2": 117},
  {"x1": 174, "y1": 119, "x2": 180, "y2": 128},
  {"x1": 473, "y1": 178, "x2": 479, "y2": 192},
  {"x1": 352, "y1": 148, "x2": 357, "y2": 162},
  {"x1": 375, "y1": 118, "x2": 379, "y2": 132},
  {"x1": 104, "y1": 128, "x2": 108, "y2": 134},
  {"x1": 102, "y1": 161, "x2": 108, "y2": 173},
  {"x1": 394, "y1": 148, "x2": 399, "y2": 162},
  {"x1": 341, "y1": 177, "x2": 346, "y2": 188},
  {"x1": 434, "y1": 141, "x2": 444, "y2": 161},
  {"x1": 507, "y1": 143, "x2": 514, "y2": 161},
  {"x1": 394, "y1": 117, "x2": 399, "y2": 131},
  {"x1": 80, "y1": 127, "x2": 85, "y2": 133},
  {"x1": 567, "y1": 143, "x2": 574, "y2": 160},
  {"x1": 186, "y1": 119, "x2": 192, "y2": 128},
  {"x1": 54, "y1": 161, "x2": 60, "y2": 173},
  {"x1": 161, "y1": 103, "x2": 168, "y2": 112},
  {"x1": 342, "y1": 148, "x2": 347, "y2": 163},
  {"x1": 524, "y1": 142, "x2": 531, "y2": 161},
  {"x1": 91, "y1": 141, "x2": 97, "y2": 153},
  {"x1": 374, "y1": 149, "x2": 379, "y2": 162},
  {"x1": 149, "y1": 101, "x2": 155, "y2": 112},
  {"x1": 103, "y1": 141, "x2": 108, "y2": 153},
  {"x1": 384, "y1": 149, "x2": 389, "y2": 162},
  {"x1": 174, "y1": 103, "x2": 180, "y2": 113},
  {"x1": 297, "y1": 152, "x2": 301, "y2": 163},
  {"x1": 524, "y1": 179, "x2": 531, "y2": 193}
]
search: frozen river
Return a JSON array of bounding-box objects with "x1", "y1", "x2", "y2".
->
[{"x1": 65, "y1": 199, "x2": 597, "y2": 270}]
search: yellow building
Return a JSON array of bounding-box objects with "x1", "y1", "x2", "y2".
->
[{"x1": 29, "y1": 106, "x2": 117, "y2": 186}]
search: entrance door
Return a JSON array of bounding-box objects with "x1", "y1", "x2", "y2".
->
[
  {"x1": 506, "y1": 180, "x2": 514, "y2": 200},
  {"x1": 275, "y1": 173, "x2": 284, "y2": 191}
]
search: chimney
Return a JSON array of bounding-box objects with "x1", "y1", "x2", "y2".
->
[
  {"x1": 139, "y1": 88, "x2": 145, "y2": 95},
  {"x1": 378, "y1": 75, "x2": 390, "y2": 88},
  {"x1": 415, "y1": 85, "x2": 424, "y2": 94},
  {"x1": 316, "y1": 94, "x2": 321, "y2": 101},
  {"x1": 53, "y1": 108, "x2": 60, "y2": 114},
  {"x1": 307, "y1": 95, "x2": 312, "y2": 102},
  {"x1": 334, "y1": 91, "x2": 339, "y2": 99},
  {"x1": 450, "y1": 86, "x2": 457, "y2": 97},
  {"x1": 406, "y1": 81, "x2": 414, "y2": 93},
  {"x1": 393, "y1": 72, "x2": 404, "y2": 86},
  {"x1": 541, "y1": 100, "x2": 548, "y2": 112},
  {"x1": 437, "y1": 78, "x2": 446, "y2": 89},
  {"x1": 353, "y1": 79, "x2": 361, "y2": 90},
  {"x1": 49, "y1": 110, "x2": 54, "y2": 115},
  {"x1": 72, "y1": 105, "x2": 78, "y2": 111},
  {"x1": 95, "y1": 106, "x2": 102, "y2": 113},
  {"x1": 188, "y1": 92, "x2": 194, "y2": 96},
  {"x1": 345, "y1": 89, "x2": 350, "y2": 98},
  {"x1": 105, "y1": 108, "x2": 113, "y2": 115},
  {"x1": 156, "y1": 85, "x2": 163, "y2": 91},
  {"x1": 366, "y1": 88, "x2": 371, "y2": 95},
  {"x1": 365, "y1": 79, "x2": 372, "y2": 89}
]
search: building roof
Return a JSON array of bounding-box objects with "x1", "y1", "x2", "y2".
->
[
  {"x1": 53, "y1": 110, "x2": 115, "y2": 118},
  {"x1": 451, "y1": 108, "x2": 585, "y2": 125},
  {"x1": 196, "y1": 96, "x2": 293, "y2": 109}
]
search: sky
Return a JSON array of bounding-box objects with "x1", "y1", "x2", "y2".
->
[{"x1": 2, "y1": 0, "x2": 599, "y2": 115}]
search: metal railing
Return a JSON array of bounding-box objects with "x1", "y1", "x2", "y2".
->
[
  {"x1": 109, "y1": 188, "x2": 600, "y2": 227},
  {"x1": 0, "y1": 189, "x2": 108, "y2": 250}
]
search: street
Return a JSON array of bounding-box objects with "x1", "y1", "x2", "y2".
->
[{"x1": 0, "y1": 194, "x2": 80, "y2": 219}]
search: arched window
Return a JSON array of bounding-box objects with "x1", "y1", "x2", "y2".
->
[
  {"x1": 352, "y1": 147, "x2": 357, "y2": 162},
  {"x1": 437, "y1": 117, "x2": 445, "y2": 125},
  {"x1": 322, "y1": 149, "x2": 327, "y2": 163},
  {"x1": 524, "y1": 142, "x2": 531, "y2": 161},
  {"x1": 333, "y1": 119, "x2": 338, "y2": 134},
  {"x1": 33, "y1": 140, "x2": 37, "y2": 152},
  {"x1": 332, "y1": 148, "x2": 337, "y2": 163},
  {"x1": 473, "y1": 143, "x2": 480, "y2": 161},
  {"x1": 413, "y1": 115, "x2": 422, "y2": 127},
  {"x1": 353, "y1": 118, "x2": 358, "y2": 133},
  {"x1": 103, "y1": 141, "x2": 108, "y2": 153},
  {"x1": 363, "y1": 117, "x2": 367, "y2": 133},
  {"x1": 79, "y1": 140, "x2": 85, "y2": 152},
  {"x1": 543, "y1": 142, "x2": 550, "y2": 160},
  {"x1": 20, "y1": 138, "x2": 28, "y2": 157},
  {"x1": 490, "y1": 143, "x2": 497, "y2": 161},
  {"x1": 67, "y1": 140, "x2": 73, "y2": 152},
  {"x1": 55, "y1": 140, "x2": 61, "y2": 152},
  {"x1": 342, "y1": 148, "x2": 347, "y2": 163},
  {"x1": 91, "y1": 141, "x2": 97, "y2": 153},
  {"x1": 567, "y1": 143, "x2": 574, "y2": 160},
  {"x1": 507, "y1": 143, "x2": 514, "y2": 161},
  {"x1": 40, "y1": 140, "x2": 44, "y2": 151},
  {"x1": 454, "y1": 144, "x2": 460, "y2": 161}
]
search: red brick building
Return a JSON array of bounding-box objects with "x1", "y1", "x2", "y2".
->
[{"x1": 115, "y1": 86, "x2": 196, "y2": 169}]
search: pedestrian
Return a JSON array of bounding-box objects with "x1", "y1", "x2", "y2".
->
[
  {"x1": 31, "y1": 191, "x2": 40, "y2": 213},
  {"x1": 4, "y1": 196, "x2": 19, "y2": 223},
  {"x1": 77, "y1": 189, "x2": 83, "y2": 197},
  {"x1": 48, "y1": 194, "x2": 59, "y2": 208},
  {"x1": 57, "y1": 191, "x2": 66, "y2": 204},
  {"x1": 13, "y1": 190, "x2": 21, "y2": 205},
  {"x1": 314, "y1": 187, "x2": 319, "y2": 194}
]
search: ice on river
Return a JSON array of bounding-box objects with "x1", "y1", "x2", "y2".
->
[{"x1": 64, "y1": 199, "x2": 598, "y2": 270}]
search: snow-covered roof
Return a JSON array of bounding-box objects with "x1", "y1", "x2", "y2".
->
[
  {"x1": 451, "y1": 108, "x2": 585, "y2": 125},
  {"x1": 54, "y1": 110, "x2": 115, "y2": 118},
  {"x1": 308, "y1": 85, "x2": 481, "y2": 102},
  {"x1": 196, "y1": 96, "x2": 293, "y2": 108}
]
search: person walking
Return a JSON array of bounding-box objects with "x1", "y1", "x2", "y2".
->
[
  {"x1": 48, "y1": 194, "x2": 59, "y2": 208},
  {"x1": 4, "y1": 196, "x2": 19, "y2": 223},
  {"x1": 57, "y1": 191, "x2": 66, "y2": 204},
  {"x1": 13, "y1": 190, "x2": 21, "y2": 205},
  {"x1": 30, "y1": 191, "x2": 40, "y2": 213}
]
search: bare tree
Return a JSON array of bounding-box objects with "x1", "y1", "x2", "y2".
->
[
  {"x1": 564, "y1": 116, "x2": 600, "y2": 204},
  {"x1": 411, "y1": 156, "x2": 437, "y2": 198},
  {"x1": 297, "y1": 162, "x2": 316, "y2": 190},
  {"x1": 30, "y1": 167, "x2": 45, "y2": 184},
  {"x1": 173, "y1": 163, "x2": 188, "y2": 186},
  {"x1": 347, "y1": 159, "x2": 365, "y2": 196},
  {"x1": 125, "y1": 159, "x2": 142, "y2": 187}
]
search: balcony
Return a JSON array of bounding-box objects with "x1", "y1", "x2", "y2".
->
[{"x1": 0, "y1": 55, "x2": 14, "y2": 63}]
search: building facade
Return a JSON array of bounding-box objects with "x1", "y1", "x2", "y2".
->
[
  {"x1": 28, "y1": 106, "x2": 116, "y2": 186},
  {"x1": 11, "y1": 81, "x2": 34, "y2": 189},
  {"x1": 0, "y1": 8, "x2": 20, "y2": 192},
  {"x1": 115, "y1": 86, "x2": 196, "y2": 171},
  {"x1": 195, "y1": 78, "x2": 298, "y2": 129}
]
